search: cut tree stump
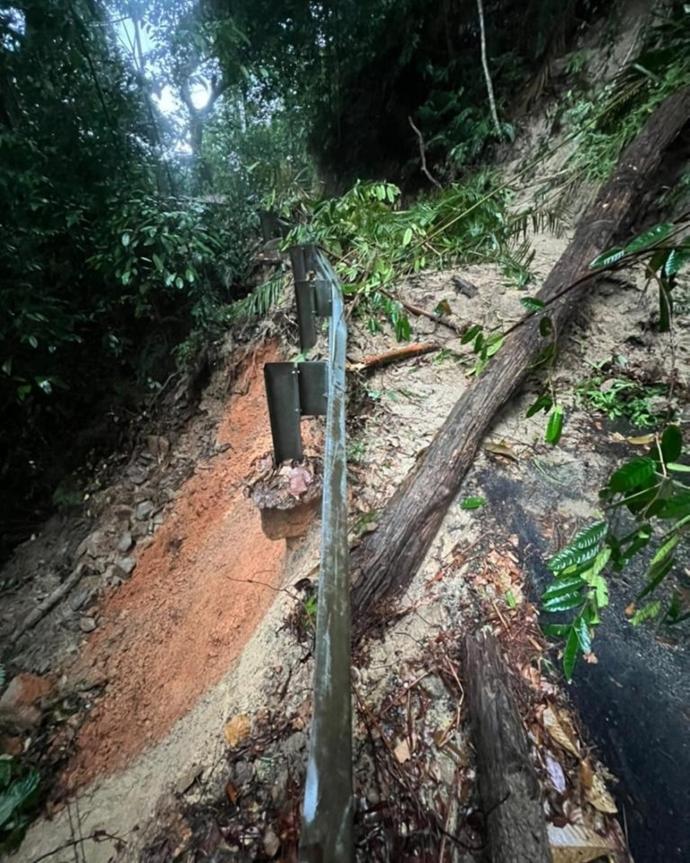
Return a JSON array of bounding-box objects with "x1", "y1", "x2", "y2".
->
[
  {"x1": 351, "y1": 86, "x2": 690, "y2": 621},
  {"x1": 464, "y1": 631, "x2": 551, "y2": 863}
]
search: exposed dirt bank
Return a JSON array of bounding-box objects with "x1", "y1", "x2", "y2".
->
[{"x1": 62, "y1": 341, "x2": 288, "y2": 789}]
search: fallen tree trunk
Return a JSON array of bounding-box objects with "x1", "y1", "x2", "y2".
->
[
  {"x1": 351, "y1": 87, "x2": 690, "y2": 619},
  {"x1": 464, "y1": 632, "x2": 551, "y2": 863}
]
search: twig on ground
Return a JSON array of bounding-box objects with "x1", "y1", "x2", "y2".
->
[
  {"x1": 31, "y1": 831, "x2": 126, "y2": 863},
  {"x1": 379, "y1": 288, "x2": 464, "y2": 336},
  {"x1": 349, "y1": 342, "x2": 441, "y2": 372}
]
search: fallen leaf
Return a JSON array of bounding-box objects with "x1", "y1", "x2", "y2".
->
[
  {"x1": 543, "y1": 706, "x2": 580, "y2": 758},
  {"x1": 626, "y1": 433, "x2": 655, "y2": 446},
  {"x1": 394, "y1": 739, "x2": 411, "y2": 763},
  {"x1": 624, "y1": 602, "x2": 636, "y2": 618},
  {"x1": 583, "y1": 652, "x2": 598, "y2": 665},
  {"x1": 484, "y1": 440, "x2": 519, "y2": 461},
  {"x1": 548, "y1": 822, "x2": 617, "y2": 863},
  {"x1": 435, "y1": 299, "x2": 453, "y2": 316},
  {"x1": 225, "y1": 781, "x2": 239, "y2": 804},
  {"x1": 224, "y1": 713, "x2": 251, "y2": 747},
  {"x1": 579, "y1": 759, "x2": 594, "y2": 790},
  {"x1": 545, "y1": 751, "x2": 567, "y2": 793},
  {"x1": 585, "y1": 772, "x2": 617, "y2": 814}
]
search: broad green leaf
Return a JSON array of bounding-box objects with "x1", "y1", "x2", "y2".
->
[
  {"x1": 402, "y1": 227, "x2": 413, "y2": 247},
  {"x1": 590, "y1": 247, "x2": 625, "y2": 269},
  {"x1": 520, "y1": 297, "x2": 544, "y2": 312},
  {"x1": 658, "y1": 282, "x2": 673, "y2": 332},
  {"x1": 0, "y1": 770, "x2": 39, "y2": 828},
  {"x1": 609, "y1": 457, "x2": 656, "y2": 492},
  {"x1": 638, "y1": 556, "x2": 674, "y2": 599},
  {"x1": 664, "y1": 245, "x2": 690, "y2": 277},
  {"x1": 461, "y1": 324, "x2": 481, "y2": 344},
  {"x1": 545, "y1": 405, "x2": 564, "y2": 445},
  {"x1": 121, "y1": 232, "x2": 130, "y2": 247},
  {"x1": 623, "y1": 222, "x2": 674, "y2": 255},
  {"x1": 631, "y1": 600, "x2": 661, "y2": 626},
  {"x1": 581, "y1": 547, "x2": 611, "y2": 586},
  {"x1": 660, "y1": 425, "x2": 682, "y2": 463},
  {"x1": 543, "y1": 575, "x2": 586, "y2": 601},
  {"x1": 542, "y1": 623, "x2": 571, "y2": 638},
  {"x1": 485, "y1": 335, "x2": 504, "y2": 358},
  {"x1": 542, "y1": 589, "x2": 584, "y2": 613},
  {"x1": 460, "y1": 496, "x2": 485, "y2": 510},
  {"x1": 526, "y1": 393, "x2": 553, "y2": 417},
  {"x1": 588, "y1": 574, "x2": 609, "y2": 608},
  {"x1": 667, "y1": 462, "x2": 690, "y2": 473},
  {"x1": 574, "y1": 616, "x2": 592, "y2": 654},
  {"x1": 539, "y1": 316, "x2": 553, "y2": 337},
  {"x1": 656, "y1": 492, "x2": 690, "y2": 520},
  {"x1": 648, "y1": 533, "x2": 679, "y2": 569},
  {"x1": 563, "y1": 626, "x2": 580, "y2": 681},
  {"x1": 505, "y1": 590, "x2": 517, "y2": 609},
  {"x1": 548, "y1": 522, "x2": 607, "y2": 573}
]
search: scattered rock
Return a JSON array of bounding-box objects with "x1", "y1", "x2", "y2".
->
[
  {"x1": 263, "y1": 827, "x2": 280, "y2": 858},
  {"x1": 117, "y1": 556, "x2": 136, "y2": 575},
  {"x1": 0, "y1": 673, "x2": 55, "y2": 731},
  {"x1": 111, "y1": 504, "x2": 134, "y2": 522},
  {"x1": 270, "y1": 767, "x2": 289, "y2": 806},
  {"x1": 146, "y1": 435, "x2": 170, "y2": 462},
  {"x1": 232, "y1": 760, "x2": 254, "y2": 787},
  {"x1": 127, "y1": 465, "x2": 148, "y2": 485},
  {"x1": 135, "y1": 500, "x2": 155, "y2": 520},
  {"x1": 117, "y1": 531, "x2": 133, "y2": 553},
  {"x1": 0, "y1": 734, "x2": 23, "y2": 756},
  {"x1": 79, "y1": 616, "x2": 97, "y2": 633},
  {"x1": 68, "y1": 575, "x2": 101, "y2": 611}
]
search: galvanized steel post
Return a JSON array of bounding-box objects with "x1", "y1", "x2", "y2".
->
[{"x1": 294, "y1": 247, "x2": 354, "y2": 863}]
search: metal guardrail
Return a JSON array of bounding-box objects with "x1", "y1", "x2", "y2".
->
[{"x1": 264, "y1": 244, "x2": 353, "y2": 862}]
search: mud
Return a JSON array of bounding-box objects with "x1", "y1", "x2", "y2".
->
[{"x1": 61, "y1": 341, "x2": 290, "y2": 787}]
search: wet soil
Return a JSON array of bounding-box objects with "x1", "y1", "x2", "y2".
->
[{"x1": 62, "y1": 341, "x2": 289, "y2": 788}]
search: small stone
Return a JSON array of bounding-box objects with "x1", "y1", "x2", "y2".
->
[
  {"x1": 271, "y1": 768, "x2": 289, "y2": 806},
  {"x1": 127, "y1": 465, "x2": 148, "y2": 484},
  {"x1": 232, "y1": 760, "x2": 254, "y2": 787},
  {"x1": 135, "y1": 500, "x2": 154, "y2": 520},
  {"x1": 263, "y1": 827, "x2": 280, "y2": 858},
  {"x1": 0, "y1": 673, "x2": 55, "y2": 731},
  {"x1": 0, "y1": 734, "x2": 23, "y2": 756},
  {"x1": 117, "y1": 556, "x2": 136, "y2": 575},
  {"x1": 117, "y1": 531, "x2": 133, "y2": 553},
  {"x1": 79, "y1": 616, "x2": 97, "y2": 633}
]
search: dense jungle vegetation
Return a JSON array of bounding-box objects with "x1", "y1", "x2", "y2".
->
[{"x1": 1, "y1": 0, "x2": 688, "y2": 565}]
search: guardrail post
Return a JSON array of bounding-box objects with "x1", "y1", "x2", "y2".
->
[{"x1": 263, "y1": 245, "x2": 353, "y2": 859}]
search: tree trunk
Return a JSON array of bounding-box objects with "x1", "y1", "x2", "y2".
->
[
  {"x1": 477, "y1": 0, "x2": 502, "y2": 138},
  {"x1": 464, "y1": 632, "x2": 551, "y2": 863},
  {"x1": 351, "y1": 87, "x2": 690, "y2": 622}
]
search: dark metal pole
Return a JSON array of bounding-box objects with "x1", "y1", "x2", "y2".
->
[{"x1": 298, "y1": 248, "x2": 354, "y2": 863}]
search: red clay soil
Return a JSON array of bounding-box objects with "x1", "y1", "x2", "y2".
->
[{"x1": 63, "y1": 341, "x2": 289, "y2": 789}]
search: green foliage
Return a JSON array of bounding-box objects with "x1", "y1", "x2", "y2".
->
[
  {"x1": 460, "y1": 496, "x2": 486, "y2": 510},
  {"x1": 289, "y1": 174, "x2": 542, "y2": 337},
  {"x1": 0, "y1": 756, "x2": 40, "y2": 853},
  {"x1": 559, "y1": 5, "x2": 690, "y2": 189},
  {"x1": 590, "y1": 218, "x2": 690, "y2": 333},
  {"x1": 577, "y1": 375, "x2": 670, "y2": 428},
  {"x1": 542, "y1": 427, "x2": 690, "y2": 680}
]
